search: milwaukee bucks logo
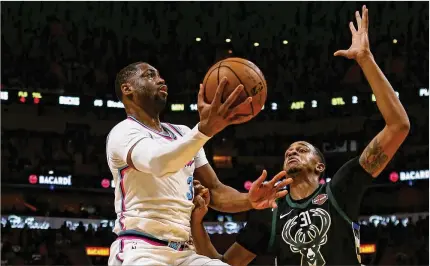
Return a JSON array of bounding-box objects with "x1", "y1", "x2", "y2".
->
[{"x1": 282, "y1": 208, "x2": 331, "y2": 266}]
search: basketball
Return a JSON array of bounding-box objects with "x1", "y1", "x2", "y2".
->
[{"x1": 202, "y1": 57, "x2": 267, "y2": 122}]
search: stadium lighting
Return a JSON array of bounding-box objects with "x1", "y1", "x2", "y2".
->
[
  {"x1": 196, "y1": 37, "x2": 201, "y2": 42},
  {"x1": 283, "y1": 40, "x2": 288, "y2": 45},
  {"x1": 253, "y1": 42, "x2": 259, "y2": 47},
  {"x1": 393, "y1": 39, "x2": 398, "y2": 44},
  {"x1": 226, "y1": 38, "x2": 231, "y2": 43}
]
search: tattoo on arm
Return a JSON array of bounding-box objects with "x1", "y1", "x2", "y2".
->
[{"x1": 359, "y1": 137, "x2": 389, "y2": 175}]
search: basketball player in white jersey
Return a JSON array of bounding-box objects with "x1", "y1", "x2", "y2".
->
[{"x1": 106, "y1": 62, "x2": 291, "y2": 265}]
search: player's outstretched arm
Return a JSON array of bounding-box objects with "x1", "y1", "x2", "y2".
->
[
  {"x1": 126, "y1": 78, "x2": 253, "y2": 177},
  {"x1": 334, "y1": 5, "x2": 410, "y2": 177},
  {"x1": 195, "y1": 164, "x2": 292, "y2": 213},
  {"x1": 191, "y1": 181, "x2": 257, "y2": 266}
]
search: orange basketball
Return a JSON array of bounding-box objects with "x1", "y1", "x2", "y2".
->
[{"x1": 202, "y1": 57, "x2": 267, "y2": 123}]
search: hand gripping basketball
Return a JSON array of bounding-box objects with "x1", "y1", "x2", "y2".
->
[{"x1": 197, "y1": 77, "x2": 253, "y2": 137}]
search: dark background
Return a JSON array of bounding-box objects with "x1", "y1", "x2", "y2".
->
[{"x1": 1, "y1": 2, "x2": 428, "y2": 265}]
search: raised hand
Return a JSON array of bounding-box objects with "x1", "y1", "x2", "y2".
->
[
  {"x1": 249, "y1": 170, "x2": 294, "y2": 209},
  {"x1": 334, "y1": 5, "x2": 372, "y2": 63},
  {"x1": 197, "y1": 77, "x2": 253, "y2": 137}
]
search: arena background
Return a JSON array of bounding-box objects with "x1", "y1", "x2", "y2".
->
[{"x1": 1, "y1": 1, "x2": 428, "y2": 265}]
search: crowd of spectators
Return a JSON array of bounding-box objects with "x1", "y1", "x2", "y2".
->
[
  {"x1": 1, "y1": 221, "x2": 113, "y2": 265},
  {"x1": 1, "y1": 214, "x2": 428, "y2": 265},
  {"x1": 2, "y1": 2, "x2": 428, "y2": 102}
]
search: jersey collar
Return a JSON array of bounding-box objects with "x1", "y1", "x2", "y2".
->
[
  {"x1": 127, "y1": 115, "x2": 177, "y2": 140},
  {"x1": 286, "y1": 184, "x2": 325, "y2": 209}
]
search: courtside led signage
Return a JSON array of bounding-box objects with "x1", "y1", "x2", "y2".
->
[
  {"x1": 1, "y1": 91, "x2": 9, "y2": 100},
  {"x1": 419, "y1": 88, "x2": 429, "y2": 97},
  {"x1": 171, "y1": 104, "x2": 185, "y2": 111},
  {"x1": 360, "y1": 244, "x2": 376, "y2": 254},
  {"x1": 107, "y1": 100, "x2": 124, "y2": 108},
  {"x1": 86, "y1": 247, "x2": 110, "y2": 256},
  {"x1": 59, "y1": 96, "x2": 80, "y2": 106},
  {"x1": 291, "y1": 101, "x2": 305, "y2": 110}
]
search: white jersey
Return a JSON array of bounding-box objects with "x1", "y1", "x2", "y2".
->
[{"x1": 106, "y1": 116, "x2": 209, "y2": 242}]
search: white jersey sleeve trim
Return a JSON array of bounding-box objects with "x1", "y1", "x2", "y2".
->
[{"x1": 131, "y1": 123, "x2": 211, "y2": 177}]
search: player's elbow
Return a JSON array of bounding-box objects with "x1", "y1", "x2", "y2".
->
[{"x1": 387, "y1": 120, "x2": 410, "y2": 138}]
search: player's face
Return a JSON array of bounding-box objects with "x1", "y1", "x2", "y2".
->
[
  {"x1": 283, "y1": 141, "x2": 320, "y2": 178},
  {"x1": 132, "y1": 63, "x2": 168, "y2": 111}
]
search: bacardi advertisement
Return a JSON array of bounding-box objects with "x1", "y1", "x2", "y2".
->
[
  {"x1": 28, "y1": 174, "x2": 72, "y2": 186},
  {"x1": 389, "y1": 169, "x2": 429, "y2": 182}
]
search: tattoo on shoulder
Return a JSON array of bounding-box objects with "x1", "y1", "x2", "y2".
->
[{"x1": 360, "y1": 138, "x2": 389, "y2": 174}]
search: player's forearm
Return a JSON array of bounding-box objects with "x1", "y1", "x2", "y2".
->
[
  {"x1": 131, "y1": 124, "x2": 210, "y2": 177},
  {"x1": 191, "y1": 221, "x2": 223, "y2": 260},
  {"x1": 210, "y1": 184, "x2": 252, "y2": 213},
  {"x1": 358, "y1": 54, "x2": 410, "y2": 130}
]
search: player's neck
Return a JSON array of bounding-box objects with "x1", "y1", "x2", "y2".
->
[
  {"x1": 126, "y1": 105, "x2": 162, "y2": 132},
  {"x1": 289, "y1": 176, "x2": 319, "y2": 201}
]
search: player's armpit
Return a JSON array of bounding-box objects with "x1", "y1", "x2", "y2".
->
[
  {"x1": 126, "y1": 138, "x2": 146, "y2": 170},
  {"x1": 359, "y1": 125, "x2": 409, "y2": 177},
  {"x1": 223, "y1": 243, "x2": 257, "y2": 266}
]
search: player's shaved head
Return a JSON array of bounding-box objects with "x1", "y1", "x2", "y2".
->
[{"x1": 115, "y1": 62, "x2": 147, "y2": 101}]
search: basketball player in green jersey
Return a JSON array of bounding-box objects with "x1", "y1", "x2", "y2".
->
[{"x1": 190, "y1": 6, "x2": 410, "y2": 266}]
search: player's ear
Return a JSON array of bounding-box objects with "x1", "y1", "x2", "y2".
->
[
  {"x1": 315, "y1": 162, "x2": 325, "y2": 176},
  {"x1": 121, "y1": 83, "x2": 134, "y2": 96}
]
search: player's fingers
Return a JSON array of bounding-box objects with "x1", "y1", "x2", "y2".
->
[
  {"x1": 250, "y1": 170, "x2": 268, "y2": 191},
  {"x1": 195, "y1": 195, "x2": 208, "y2": 212},
  {"x1": 333, "y1": 50, "x2": 348, "y2": 57},
  {"x1": 276, "y1": 177, "x2": 294, "y2": 188},
  {"x1": 197, "y1": 84, "x2": 209, "y2": 110},
  {"x1": 219, "y1": 85, "x2": 244, "y2": 116},
  {"x1": 349, "y1": 21, "x2": 357, "y2": 34},
  {"x1": 194, "y1": 183, "x2": 207, "y2": 197},
  {"x1": 197, "y1": 187, "x2": 209, "y2": 197},
  {"x1": 193, "y1": 195, "x2": 202, "y2": 205},
  {"x1": 200, "y1": 188, "x2": 209, "y2": 198},
  {"x1": 202, "y1": 189, "x2": 210, "y2": 205},
  {"x1": 226, "y1": 97, "x2": 253, "y2": 123},
  {"x1": 194, "y1": 182, "x2": 204, "y2": 191},
  {"x1": 196, "y1": 186, "x2": 207, "y2": 196},
  {"x1": 228, "y1": 97, "x2": 252, "y2": 116},
  {"x1": 268, "y1": 171, "x2": 287, "y2": 186},
  {"x1": 355, "y1": 11, "x2": 362, "y2": 29},
  {"x1": 362, "y1": 5, "x2": 368, "y2": 31},
  {"x1": 271, "y1": 201, "x2": 278, "y2": 209},
  {"x1": 212, "y1": 77, "x2": 228, "y2": 107},
  {"x1": 228, "y1": 114, "x2": 253, "y2": 125},
  {"x1": 275, "y1": 190, "x2": 289, "y2": 199}
]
